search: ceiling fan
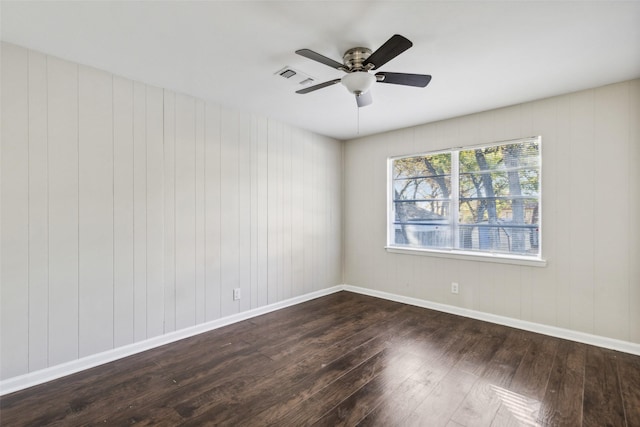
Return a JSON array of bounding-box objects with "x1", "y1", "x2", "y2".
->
[{"x1": 295, "y1": 34, "x2": 431, "y2": 107}]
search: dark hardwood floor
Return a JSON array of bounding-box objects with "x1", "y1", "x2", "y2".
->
[{"x1": 1, "y1": 291, "x2": 639, "y2": 426}]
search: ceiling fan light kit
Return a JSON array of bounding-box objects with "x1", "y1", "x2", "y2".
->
[
  {"x1": 341, "y1": 71, "x2": 376, "y2": 95},
  {"x1": 295, "y1": 34, "x2": 431, "y2": 108}
]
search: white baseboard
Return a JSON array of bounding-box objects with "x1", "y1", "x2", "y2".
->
[
  {"x1": 0, "y1": 286, "x2": 343, "y2": 396},
  {"x1": 3, "y1": 284, "x2": 638, "y2": 396},
  {"x1": 342, "y1": 284, "x2": 640, "y2": 357}
]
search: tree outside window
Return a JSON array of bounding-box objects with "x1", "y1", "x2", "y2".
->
[{"x1": 390, "y1": 137, "x2": 541, "y2": 258}]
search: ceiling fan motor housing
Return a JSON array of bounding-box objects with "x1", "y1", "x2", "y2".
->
[
  {"x1": 341, "y1": 47, "x2": 375, "y2": 95},
  {"x1": 343, "y1": 47, "x2": 372, "y2": 71}
]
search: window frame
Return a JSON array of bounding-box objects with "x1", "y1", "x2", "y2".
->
[{"x1": 386, "y1": 136, "x2": 545, "y2": 267}]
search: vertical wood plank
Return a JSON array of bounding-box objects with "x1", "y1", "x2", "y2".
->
[
  {"x1": 317, "y1": 134, "x2": 328, "y2": 290},
  {"x1": 329, "y1": 138, "x2": 343, "y2": 287},
  {"x1": 342, "y1": 139, "x2": 367, "y2": 288},
  {"x1": 163, "y1": 90, "x2": 176, "y2": 333},
  {"x1": 507, "y1": 335, "x2": 558, "y2": 399},
  {"x1": 290, "y1": 128, "x2": 304, "y2": 297},
  {"x1": 146, "y1": 85, "x2": 164, "y2": 337},
  {"x1": 528, "y1": 97, "x2": 558, "y2": 326},
  {"x1": 315, "y1": 135, "x2": 327, "y2": 292},
  {"x1": 475, "y1": 263, "x2": 495, "y2": 314},
  {"x1": 302, "y1": 133, "x2": 314, "y2": 295},
  {"x1": 47, "y1": 55, "x2": 80, "y2": 366},
  {"x1": 133, "y1": 82, "x2": 148, "y2": 340},
  {"x1": 1, "y1": 43, "x2": 30, "y2": 378},
  {"x1": 249, "y1": 115, "x2": 259, "y2": 308},
  {"x1": 174, "y1": 93, "x2": 196, "y2": 330},
  {"x1": 27, "y1": 49, "x2": 50, "y2": 371},
  {"x1": 238, "y1": 113, "x2": 252, "y2": 311},
  {"x1": 568, "y1": 89, "x2": 595, "y2": 334},
  {"x1": 282, "y1": 125, "x2": 292, "y2": 299},
  {"x1": 451, "y1": 330, "x2": 531, "y2": 426},
  {"x1": 78, "y1": 65, "x2": 114, "y2": 357},
  {"x1": 554, "y1": 96, "x2": 573, "y2": 330},
  {"x1": 220, "y1": 108, "x2": 240, "y2": 315},
  {"x1": 629, "y1": 79, "x2": 640, "y2": 344},
  {"x1": 256, "y1": 116, "x2": 269, "y2": 307},
  {"x1": 593, "y1": 83, "x2": 629, "y2": 341},
  {"x1": 618, "y1": 352, "x2": 640, "y2": 427},
  {"x1": 394, "y1": 253, "x2": 415, "y2": 300},
  {"x1": 112, "y1": 76, "x2": 134, "y2": 348},
  {"x1": 194, "y1": 100, "x2": 206, "y2": 323},
  {"x1": 406, "y1": 368, "x2": 478, "y2": 425},
  {"x1": 267, "y1": 120, "x2": 279, "y2": 303},
  {"x1": 538, "y1": 340, "x2": 585, "y2": 426},
  {"x1": 492, "y1": 265, "x2": 521, "y2": 320},
  {"x1": 311, "y1": 136, "x2": 321, "y2": 292},
  {"x1": 582, "y1": 346, "x2": 625, "y2": 426},
  {"x1": 372, "y1": 135, "x2": 391, "y2": 293},
  {"x1": 275, "y1": 122, "x2": 283, "y2": 301},
  {"x1": 204, "y1": 103, "x2": 221, "y2": 321}
]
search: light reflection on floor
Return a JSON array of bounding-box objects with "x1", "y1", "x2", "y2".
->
[{"x1": 490, "y1": 384, "x2": 541, "y2": 426}]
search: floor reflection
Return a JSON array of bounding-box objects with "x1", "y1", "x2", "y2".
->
[{"x1": 491, "y1": 384, "x2": 541, "y2": 426}]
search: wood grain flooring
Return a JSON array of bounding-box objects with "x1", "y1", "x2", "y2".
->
[{"x1": 1, "y1": 291, "x2": 639, "y2": 426}]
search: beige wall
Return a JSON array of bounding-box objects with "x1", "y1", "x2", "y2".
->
[
  {"x1": 344, "y1": 79, "x2": 640, "y2": 345},
  {"x1": 1, "y1": 43, "x2": 343, "y2": 380}
]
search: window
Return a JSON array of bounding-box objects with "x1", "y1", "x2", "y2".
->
[{"x1": 388, "y1": 137, "x2": 541, "y2": 260}]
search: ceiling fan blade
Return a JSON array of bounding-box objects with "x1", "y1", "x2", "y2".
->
[
  {"x1": 356, "y1": 91, "x2": 373, "y2": 107},
  {"x1": 295, "y1": 78, "x2": 341, "y2": 94},
  {"x1": 295, "y1": 49, "x2": 345, "y2": 70},
  {"x1": 376, "y1": 72, "x2": 432, "y2": 87},
  {"x1": 363, "y1": 34, "x2": 413, "y2": 70}
]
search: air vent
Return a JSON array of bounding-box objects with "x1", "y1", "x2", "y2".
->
[
  {"x1": 280, "y1": 69, "x2": 296, "y2": 79},
  {"x1": 274, "y1": 66, "x2": 315, "y2": 87}
]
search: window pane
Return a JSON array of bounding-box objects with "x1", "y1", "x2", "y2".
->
[
  {"x1": 394, "y1": 200, "x2": 451, "y2": 223},
  {"x1": 394, "y1": 200, "x2": 451, "y2": 248},
  {"x1": 388, "y1": 137, "x2": 540, "y2": 259},
  {"x1": 458, "y1": 197, "x2": 539, "y2": 255},
  {"x1": 392, "y1": 152, "x2": 453, "y2": 248},
  {"x1": 460, "y1": 170, "x2": 539, "y2": 199},
  {"x1": 393, "y1": 152, "x2": 451, "y2": 179},
  {"x1": 458, "y1": 140, "x2": 540, "y2": 255},
  {"x1": 459, "y1": 141, "x2": 539, "y2": 173},
  {"x1": 459, "y1": 198, "x2": 539, "y2": 223},
  {"x1": 458, "y1": 224, "x2": 539, "y2": 255},
  {"x1": 393, "y1": 177, "x2": 452, "y2": 201}
]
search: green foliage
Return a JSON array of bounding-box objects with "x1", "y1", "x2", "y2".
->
[
  {"x1": 393, "y1": 141, "x2": 539, "y2": 224},
  {"x1": 393, "y1": 153, "x2": 452, "y2": 216},
  {"x1": 391, "y1": 139, "x2": 540, "y2": 255}
]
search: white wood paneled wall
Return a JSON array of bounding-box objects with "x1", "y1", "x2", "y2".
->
[
  {"x1": 0, "y1": 43, "x2": 343, "y2": 380},
  {"x1": 344, "y1": 79, "x2": 640, "y2": 346}
]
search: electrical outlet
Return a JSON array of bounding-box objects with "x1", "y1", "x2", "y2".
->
[
  {"x1": 451, "y1": 282, "x2": 459, "y2": 294},
  {"x1": 233, "y1": 288, "x2": 241, "y2": 300}
]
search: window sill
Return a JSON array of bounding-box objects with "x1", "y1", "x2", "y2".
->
[{"x1": 385, "y1": 246, "x2": 547, "y2": 267}]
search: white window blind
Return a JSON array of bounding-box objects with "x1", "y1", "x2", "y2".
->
[{"x1": 389, "y1": 137, "x2": 541, "y2": 259}]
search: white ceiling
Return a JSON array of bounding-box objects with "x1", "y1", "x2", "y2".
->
[{"x1": 2, "y1": 1, "x2": 639, "y2": 140}]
